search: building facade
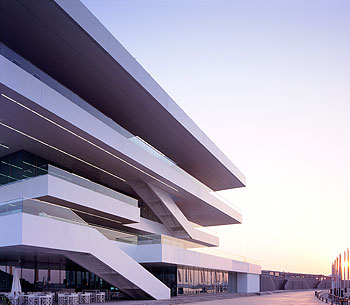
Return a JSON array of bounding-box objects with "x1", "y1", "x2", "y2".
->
[{"x1": 0, "y1": 0, "x2": 260, "y2": 300}]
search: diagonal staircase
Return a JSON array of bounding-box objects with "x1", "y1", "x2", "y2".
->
[
  {"x1": 129, "y1": 180, "x2": 218, "y2": 246},
  {"x1": 0, "y1": 198, "x2": 170, "y2": 300}
]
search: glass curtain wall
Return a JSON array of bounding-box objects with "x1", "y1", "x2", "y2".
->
[
  {"x1": 177, "y1": 266, "x2": 228, "y2": 295},
  {"x1": 0, "y1": 261, "x2": 115, "y2": 293},
  {"x1": 0, "y1": 150, "x2": 49, "y2": 186},
  {"x1": 142, "y1": 264, "x2": 229, "y2": 296},
  {"x1": 142, "y1": 265, "x2": 177, "y2": 296}
]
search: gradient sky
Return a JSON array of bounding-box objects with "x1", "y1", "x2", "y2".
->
[{"x1": 81, "y1": 0, "x2": 350, "y2": 275}]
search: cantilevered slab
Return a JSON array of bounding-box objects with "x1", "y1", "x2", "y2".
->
[
  {"x1": 0, "y1": 55, "x2": 242, "y2": 226},
  {"x1": 0, "y1": 174, "x2": 140, "y2": 224},
  {"x1": 0, "y1": 0, "x2": 245, "y2": 191}
]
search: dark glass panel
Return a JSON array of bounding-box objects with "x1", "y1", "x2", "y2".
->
[
  {"x1": 20, "y1": 150, "x2": 36, "y2": 178},
  {"x1": 36, "y1": 156, "x2": 49, "y2": 176},
  {"x1": 0, "y1": 155, "x2": 11, "y2": 185}
]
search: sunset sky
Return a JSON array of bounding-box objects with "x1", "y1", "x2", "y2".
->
[{"x1": 81, "y1": 0, "x2": 350, "y2": 275}]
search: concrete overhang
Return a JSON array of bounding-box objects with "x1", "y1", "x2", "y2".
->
[
  {"x1": 0, "y1": 55, "x2": 243, "y2": 226},
  {"x1": 0, "y1": 175, "x2": 140, "y2": 224},
  {"x1": 0, "y1": 0, "x2": 245, "y2": 191},
  {"x1": 119, "y1": 243, "x2": 261, "y2": 275}
]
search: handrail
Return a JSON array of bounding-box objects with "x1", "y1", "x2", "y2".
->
[
  {"x1": 0, "y1": 197, "x2": 255, "y2": 265},
  {"x1": 46, "y1": 165, "x2": 138, "y2": 206},
  {"x1": 0, "y1": 163, "x2": 138, "y2": 207}
]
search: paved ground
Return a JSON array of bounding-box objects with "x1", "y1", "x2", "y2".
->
[
  {"x1": 112, "y1": 290, "x2": 325, "y2": 305},
  {"x1": 184, "y1": 291, "x2": 324, "y2": 305}
]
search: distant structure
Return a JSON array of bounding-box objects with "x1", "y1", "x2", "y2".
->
[
  {"x1": 261, "y1": 270, "x2": 330, "y2": 291},
  {"x1": 330, "y1": 249, "x2": 350, "y2": 303},
  {"x1": 0, "y1": 0, "x2": 260, "y2": 300}
]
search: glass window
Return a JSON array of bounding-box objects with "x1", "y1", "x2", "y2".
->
[
  {"x1": 177, "y1": 268, "x2": 182, "y2": 284},
  {"x1": 22, "y1": 268, "x2": 34, "y2": 283},
  {"x1": 0, "y1": 154, "x2": 12, "y2": 185}
]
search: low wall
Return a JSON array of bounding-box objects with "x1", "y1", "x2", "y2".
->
[{"x1": 260, "y1": 270, "x2": 331, "y2": 292}]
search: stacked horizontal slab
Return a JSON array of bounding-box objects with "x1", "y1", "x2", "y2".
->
[{"x1": 0, "y1": 0, "x2": 260, "y2": 299}]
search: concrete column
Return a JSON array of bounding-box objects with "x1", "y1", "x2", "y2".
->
[{"x1": 228, "y1": 272, "x2": 237, "y2": 293}]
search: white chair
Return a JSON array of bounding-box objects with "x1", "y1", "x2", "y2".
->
[
  {"x1": 68, "y1": 294, "x2": 78, "y2": 305},
  {"x1": 57, "y1": 294, "x2": 66, "y2": 305},
  {"x1": 39, "y1": 295, "x2": 53, "y2": 305},
  {"x1": 79, "y1": 293, "x2": 90, "y2": 304},
  {"x1": 27, "y1": 295, "x2": 39, "y2": 305},
  {"x1": 19, "y1": 294, "x2": 28, "y2": 305},
  {"x1": 95, "y1": 293, "x2": 105, "y2": 303}
]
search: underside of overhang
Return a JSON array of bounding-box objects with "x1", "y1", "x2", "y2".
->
[
  {"x1": 0, "y1": 83, "x2": 241, "y2": 226},
  {"x1": 0, "y1": 0, "x2": 246, "y2": 191}
]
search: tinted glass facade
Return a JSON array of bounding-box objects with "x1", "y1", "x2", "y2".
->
[
  {"x1": 177, "y1": 266, "x2": 228, "y2": 295},
  {"x1": 142, "y1": 265, "x2": 177, "y2": 296},
  {"x1": 0, "y1": 262, "x2": 115, "y2": 293},
  {"x1": 143, "y1": 264, "x2": 229, "y2": 296},
  {"x1": 0, "y1": 150, "x2": 49, "y2": 186}
]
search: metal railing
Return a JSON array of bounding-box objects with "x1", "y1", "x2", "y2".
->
[
  {"x1": 0, "y1": 162, "x2": 138, "y2": 207},
  {"x1": 0, "y1": 198, "x2": 89, "y2": 226},
  {"x1": 46, "y1": 165, "x2": 138, "y2": 207},
  {"x1": 188, "y1": 247, "x2": 260, "y2": 265},
  {"x1": 0, "y1": 197, "x2": 256, "y2": 266}
]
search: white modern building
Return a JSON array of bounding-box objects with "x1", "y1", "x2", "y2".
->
[{"x1": 0, "y1": 0, "x2": 260, "y2": 300}]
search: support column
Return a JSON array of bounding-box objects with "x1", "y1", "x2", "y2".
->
[{"x1": 228, "y1": 272, "x2": 237, "y2": 293}]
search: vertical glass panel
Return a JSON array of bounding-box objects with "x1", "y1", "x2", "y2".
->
[
  {"x1": 38, "y1": 269, "x2": 48, "y2": 284},
  {"x1": 177, "y1": 267, "x2": 183, "y2": 285},
  {"x1": 22, "y1": 268, "x2": 34, "y2": 283},
  {"x1": 50, "y1": 270, "x2": 60, "y2": 284},
  {"x1": 0, "y1": 154, "x2": 14, "y2": 185},
  {"x1": 193, "y1": 268, "x2": 199, "y2": 288},
  {"x1": 0, "y1": 151, "x2": 49, "y2": 186},
  {"x1": 21, "y1": 151, "x2": 36, "y2": 178},
  {"x1": 60, "y1": 270, "x2": 66, "y2": 284},
  {"x1": 76, "y1": 271, "x2": 82, "y2": 288},
  {"x1": 36, "y1": 156, "x2": 49, "y2": 176}
]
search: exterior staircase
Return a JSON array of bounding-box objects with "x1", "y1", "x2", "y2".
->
[{"x1": 129, "y1": 180, "x2": 218, "y2": 246}]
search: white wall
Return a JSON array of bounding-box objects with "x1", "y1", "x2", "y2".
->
[
  {"x1": 237, "y1": 273, "x2": 260, "y2": 293},
  {"x1": 0, "y1": 214, "x2": 23, "y2": 247},
  {"x1": 120, "y1": 242, "x2": 261, "y2": 275}
]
